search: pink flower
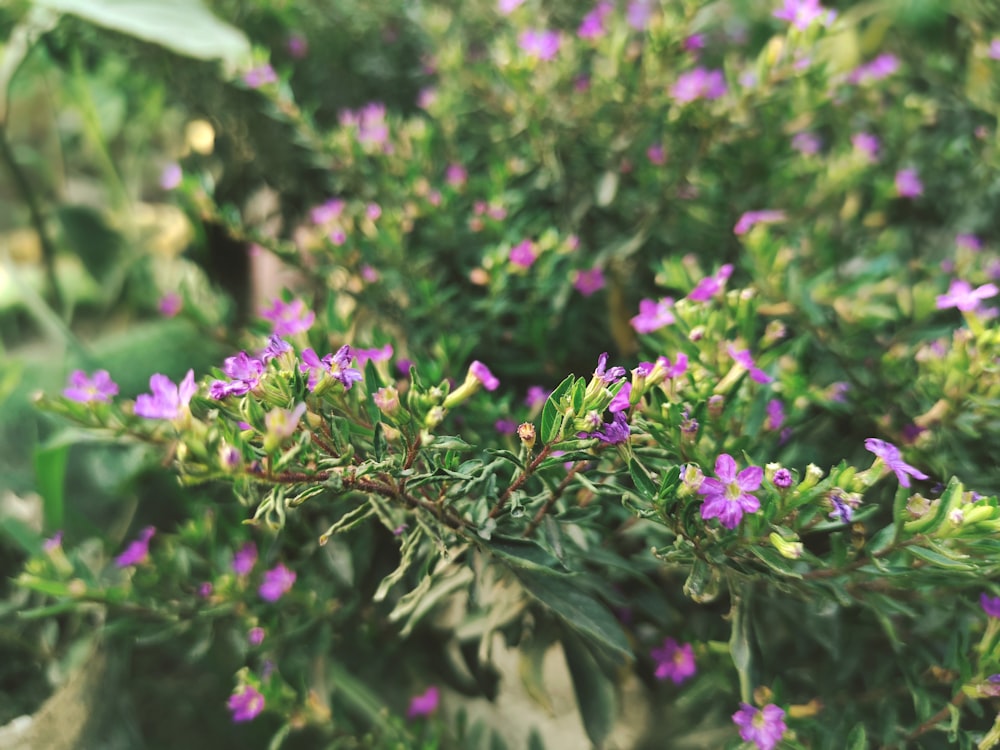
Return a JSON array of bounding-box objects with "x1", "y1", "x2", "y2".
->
[
  {"x1": 470, "y1": 361, "x2": 499, "y2": 391},
  {"x1": 630, "y1": 298, "x2": 675, "y2": 333},
  {"x1": 773, "y1": 0, "x2": 837, "y2": 31},
  {"x1": 158, "y1": 292, "x2": 182, "y2": 317},
  {"x1": 243, "y1": 64, "x2": 277, "y2": 88},
  {"x1": 310, "y1": 198, "x2": 345, "y2": 224},
  {"x1": 895, "y1": 168, "x2": 923, "y2": 198},
  {"x1": 687, "y1": 264, "x2": 733, "y2": 302},
  {"x1": 733, "y1": 703, "x2": 787, "y2": 750},
  {"x1": 287, "y1": 33, "x2": 309, "y2": 58},
  {"x1": 671, "y1": 67, "x2": 727, "y2": 103},
  {"x1": 498, "y1": 0, "x2": 525, "y2": 13},
  {"x1": 228, "y1": 684, "x2": 265, "y2": 723},
  {"x1": 651, "y1": 638, "x2": 696, "y2": 684},
  {"x1": 134, "y1": 370, "x2": 196, "y2": 420},
  {"x1": 698, "y1": 454, "x2": 763, "y2": 529},
  {"x1": 990, "y1": 39, "x2": 1000, "y2": 61},
  {"x1": 734, "y1": 210, "x2": 786, "y2": 235},
  {"x1": 956, "y1": 233, "x2": 983, "y2": 252},
  {"x1": 518, "y1": 29, "x2": 561, "y2": 60},
  {"x1": 626, "y1": 0, "x2": 653, "y2": 29},
  {"x1": 573, "y1": 267, "x2": 606, "y2": 296},
  {"x1": 578, "y1": 2, "x2": 614, "y2": 40},
  {"x1": 445, "y1": 163, "x2": 467, "y2": 187},
  {"x1": 792, "y1": 131, "x2": 821, "y2": 155},
  {"x1": 64, "y1": 369, "x2": 119, "y2": 403},
  {"x1": 407, "y1": 686, "x2": 440, "y2": 718},
  {"x1": 260, "y1": 298, "x2": 315, "y2": 336},
  {"x1": 936, "y1": 279, "x2": 999, "y2": 312},
  {"x1": 509, "y1": 240, "x2": 537, "y2": 268},
  {"x1": 847, "y1": 53, "x2": 899, "y2": 84},
  {"x1": 728, "y1": 346, "x2": 773, "y2": 384},
  {"x1": 646, "y1": 143, "x2": 666, "y2": 165},
  {"x1": 851, "y1": 132, "x2": 880, "y2": 162},
  {"x1": 258, "y1": 562, "x2": 296, "y2": 602},
  {"x1": 115, "y1": 526, "x2": 156, "y2": 567},
  {"x1": 160, "y1": 163, "x2": 182, "y2": 190}
]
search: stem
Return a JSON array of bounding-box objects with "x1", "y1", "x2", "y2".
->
[
  {"x1": 523, "y1": 462, "x2": 583, "y2": 537},
  {"x1": 489, "y1": 443, "x2": 553, "y2": 519}
]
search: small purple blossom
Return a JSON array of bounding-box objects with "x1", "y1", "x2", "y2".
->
[
  {"x1": 310, "y1": 198, "x2": 345, "y2": 225},
  {"x1": 895, "y1": 168, "x2": 923, "y2": 198},
  {"x1": 260, "y1": 298, "x2": 315, "y2": 337},
  {"x1": 209, "y1": 352, "x2": 266, "y2": 399},
  {"x1": 698, "y1": 454, "x2": 763, "y2": 529},
  {"x1": 608, "y1": 383, "x2": 632, "y2": 413},
  {"x1": 509, "y1": 239, "x2": 538, "y2": 268},
  {"x1": 773, "y1": 468, "x2": 793, "y2": 488},
  {"x1": 228, "y1": 684, "x2": 265, "y2": 723},
  {"x1": 525, "y1": 386, "x2": 549, "y2": 408},
  {"x1": 594, "y1": 352, "x2": 627, "y2": 384},
  {"x1": 956, "y1": 233, "x2": 983, "y2": 252},
  {"x1": 773, "y1": 0, "x2": 836, "y2": 31},
  {"x1": 495, "y1": 418, "x2": 517, "y2": 435},
  {"x1": 43, "y1": 531, "x2": 64, "y2": 552},
  {"x1": 498, "y1": 0, "x2": 525, "y2": 13},
  {"x1": 630, "y1": 297, "x2": 676, "y2": 333},
  {"x1": 160, "y1": 163, "x2": 182, "y2": 191},
  {"x1": 115, "y1": 526, "x2": 155, "y2": 567},
  {"x1": 518, "y1": 29, "x2": 561, "y2": 60},
  {"x1": 981, "y1": 593, "x2": 1000, "y2": 618},
  {"x1": 728, "y1": 347, "x2": 773, "y2": 384},
  {"x1": 851, "y1": 132, "x2": 880, "y2": 162},
  {"x1": 260, "y1": 334, "x2": 291, "y2": 362},
  {"x1": 990, "y1": 39, "x2": 1000, "y2": 61},
  {"x1": 470, "y1": 361, "x2": 500, "y2": 391},
  {"x1": 864, "y1": 438, "x2": 928, "y2": 488},
  {"x1": 935, "y1": 279, "x2": 999, "y2": 312},
  {"x1": 578, "y1": 411, "x2": 631, "y2": 444},
  {"x1": 792, "y1": 131, "x2": 822, "y2": 155},
  {"x1": 573, "y1": 267, "x2": 606, "y2": 296},
  {"x1": 243, "y1": 64, "x2": 277, "y2": 89},
  {"x1": 259, "y1": 562, "x2": 296, "y2": 602},
  {"x1": 847, "y1": 53, "x2": 899, "y2": 84},
  {"x1": 158, "y1": 292, "x2": 182, "y2": 317},
  {"x1": 445, "y1": 163, "x2": 467, "y2": 188},
  {"x1": 407, "y1": 686, "x2": 440, "y2": 719},
  {"x1": 829, "y1": 494, "x2": 853, "y2": 523},
  {"x1": 264, "y1": 403, "x2": 307, "y2": 443},
  {"x1": 287, "y1": 33, "x2": 308, "y2": 58},
  {"x1": 232, "y1": 542, "x2": 258, "y2": 576},
  {"x1": 64, "y1": 369, "x2": 119, "y2": 403},
  {"x1": 134, "y1": 370, "x2": 196, "y2": 420},
  {"x1": 198, "y1": 582, "x2": 213, "y2": 598},
  {"x1": 248, "y1": 627, "x2": 265, "y2": 646},
  {"x1": 354, "y1": 343, "x2": 394, "y2": 366},
  {"x1": 734, "y1": 209, "x2": 786, "y2": 235},
  {"x1": 766, "y1": 399, "x2": 785, "y2": 431},
  {"x1": 646, "y1": 143, "x2": 667, "y2": 165},
  {"x1": 626, "y1": 0, "x2": 653, "y2": 30},
  {"x1": 299, "y1": 346, "x2": 363, "y2": 391},
  {"x1": 366, "y1": 202, "x2": 382, "y2": 221},
  {"x1": 732, "y1": 703, "x2": 787, "y2": 750},
  {"x1": 687, "y1": 264, "x2": 733, "y2": 302},
  {"x1": 683, "y1": 34, "x2": 706, "y2": 53},
  {"x1": 578, "y1": 2, "x2": 613, "y2": 40},
  {"x1": 671, "y1": 67, "x2": 727, "y2": 103},
  {"x1": 651, "y1": 638, "x2": 696, "y2": 684}
]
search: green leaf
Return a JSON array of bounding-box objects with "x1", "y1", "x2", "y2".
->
[
  {"x1": 846, "y1": 722, "x2": 867, "y2": 750},
  {"x1": 541, "y1": 374, "x2": 574, "y2": 444},
  {"x1": 628, "y1": 458, "x2": 657, "y2": 500},
  {"x1": 489, "y1": 535, "x2": 564, "y2": 572},
  {"x1": 907, "y1": 544, "x2": 974, "y2": 571},
  {"x1": 57, "y1": 205, "x2": 124, "y2": 283},
  {"x1": 372, "y1": 421, "x2": 386, "y2": 462},
  {"x1": 35, "y1": 0, "x2": 251, "y2": 65},
  {"x1": 563, "y1": 628, "x2": 617, "y2": 748},
  {"x1": 34, "y1": 442, "x2": 69, "y2": 530},
  {"x1": 748, "y1": 546, "x2": 804, "y2": 579},
  {"x1": 513, "y1": 568, "x2": 631, "y2": 661},
  {"x1": 485, "y1": 448, "x2": 525, "y2": 470}
]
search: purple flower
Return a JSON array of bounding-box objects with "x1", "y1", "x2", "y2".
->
[
  {"x1": 651, "y1": 638, "x2": 696, "y2": 684},
  {"x1": 470, "y1": 361, "x2": 500, "y2": 391},
  {"x1": 158, "y1": 292, "x2": 182, "y2": 317},
  {"x1": 260, "y1": 298, "x2": 315, "y2": 337},
  {"x1": 407, "y1": 686, "x2": 440, "y2": 719},
  {"x1": 498, "y1": 0, "x2": 524, "y2": 13},
  {"x1": 232, "y1": 542, "x2": 258, "y2": 576},
  {"x1": 573, "y1": 267, "x2": 606, "y2": 296},
  {"x1": 732, "y1": 703, "x2": 787, "y2": 750},
  {"x1": 773, "y1": 0, "x2": 836, "y2": 31},
  {"x1": 354, "y1": 343, "x2": 394, "y2": 366},
  {"x1": 895, "y1": 168, "x2": 923, "y2": 198},
  {"x1": 198, "y1": 582, "x2": 213, "y2": 597},
  {"x1": 851, "y1": 132, "x2": 880, "y2": 163},
  {"x1": 698, "y1": 454, "x2": 763, "y2": 529},
  {"x1": 687, "y1": 264, "x2": 733, "y2": 302},
  {"x1": 864, "y1": 438, "x2": 928, "y2": 488},
  {"x1": 243, "y1": 64, "x2": 277, "y2": 88},
  {"x1": 671, "y1": 67, "x2": 727, "y2": 103},
  {"x1": 525, "y1": 386, "x2": 549, "y2": 408},
  {"x1": 683, "y1": 34, "x2": 706, "y2": 53},
  {"x1": 509, "y1": 239, "x2": 537, "y2": 268},
  {"x1": 626, "y1": 0, "x2": 653, "y2": 30},
  {"x1": 445, "y1": 163, "x2": 467, "y2": 187},
  {"x1": 260, "y1": 335, "x2": 291, "y2": 362},
  {"x1": 43, "y1": 531, "x2": 64, "y2": 552},
  {"x1": 728, "y1": 347, "x2": 773, "y2": 384},
  {"x1": 287, "y1": 33, "x2": 308, "y2": 58},
  {"x1": 593, "y1": 352, "x2": 627, "y2": 383},
  {"x1": 366, "y1": 202, "x2": 382, "y2": 221},
  {"x1": 630, "y1": 297, "x2": 676, "y2": 333},
  {"x1": 773, "y1": 468, "x2": 793, "y2": 488},
  {"x1": 646, "y1": 143, "x2": 667, "y2": 165},
  {"x1": 209, "y1": 352, "x2": 266, "y2": 399},
  {"x1": 766, "y1": 399, "x2": 785, "y2": 431},
  {"x1": 310, "y1": 198, "x2": 345, "y2": 225},
  {"x1": 299, "y1": 346, "x2": 362, "y2": 391},
  {"x1": 990, "y1": 39, "x2": 1000, "y2": 61},
  {"x1": 259, "y1": 562, "x2": 296, "y2": 602},
  {"x1": 495, "y1": 418, "x2": 517, "y2": 434},
  {"x1": 64, "y1": 369, "x2": 119, "y2": 403},
  {"x1": 115, "y1": 526, "x2": 155, "y2": 567},
  {"x1": 847, "y1": 53, "x2": 899, "y2": 84},
  {"x1": 734, "y1": 210, "x2": 786, "y2": 235},
  {"x1": 160, "y1": 163, "x2": 182, "y2": 191},
  {"x1": 956, "y1": 233, "x2": 983, "y2": 252},
  {"x1": 134, "y1": 370, "x2": 196, "y2": 420},
  {"x1": 578, "y1": 2, "x2": 613, "y2": 40},
  {"x1": 981, "y1": 593, "x2": 1000, "y2": 618},
  {"x1": 228, "y1": 684, "x2": 265, "y2": 723},
  {"x1": 248, "y1": 627, "x2": 265, "y2": 646},
  {"x1": 578, "y1": 411, "x2": 631, "y2": 444},
  {"x1": 518, "y1": 29, "x2": 561, "y2": 60},
  {"x1": 829, "y1": 494, "x2": 853, "y2": 523},
  {"x1": 935, "y1": 279, "x2": 999, "y2": 312},
  {"x1": 791, "y1": 131, "x2": 821, "y2": 155},
  {"x1": 608, "y1": 383, "x2": 632, "y2": 413}
]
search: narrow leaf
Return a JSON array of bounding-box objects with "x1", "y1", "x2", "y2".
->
[{"x1": 563, "y1": 628, "x2": 617, "y2": 748}]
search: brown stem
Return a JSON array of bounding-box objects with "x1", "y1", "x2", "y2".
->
[
  {"x1": 490, "y1": 444, "x2": 554, "y2": 519},
  {"x1": 523, "y1": 462, "x2": 583, "y2": 537},
  {"x1": 900, "y1": 690, "x2": 967, "y2": 744}
]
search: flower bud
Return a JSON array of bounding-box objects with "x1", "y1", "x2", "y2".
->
[
  {"x1": 373, "y1": 385, "x2": 400, "y2": 415},
  {"x1": 707, "y1": 394, "x2": 724, "y2": 419},
  {"x1": 769, "y1": 532, "x2": 804, "y2": 559},
  {"x1": 517, "y1": 422, "x2": 536, "y2": 450},
  {"x1": 796, "y1": 463, "x2": 824, "y2": 492}
]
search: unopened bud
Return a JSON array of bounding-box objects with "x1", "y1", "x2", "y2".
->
[
  {"x1": 769, "y1": 532, "x2": 804, "y2": 559},
  {"x1": 517, "y1": 422, "x2": 536, "y2": 450},
  {"x1": 373, "y1": 385, "x2": 400, "y2": 415}
]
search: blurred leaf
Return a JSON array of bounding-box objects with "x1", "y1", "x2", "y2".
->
[
  {"x1": 0, "y1": 6, "x2": 59, "y2": 125},
  {"x1": 34, "y1": 441, "x2": 68, "y2": 530},
  {"x1": 846, "y1": 722, "x2": 868, "y2": 750},
  {"x1": 489, "y1": 535, "x2": 564, "y2": 572},
  {"x1": 34, "y1": 0, "x2": 251, "y2": 66},
  {"x1": 57, "y1": 205, "x2": 124, "y2": 284},
  {"x1": 628, "y1": 458, "x2": 656, "y2": 500},
  {"x1": 563, "y1": 628, "x2": 617, "y2": 748}
]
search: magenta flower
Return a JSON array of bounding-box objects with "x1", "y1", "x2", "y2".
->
[
  {"x1": 495, "y1": 418, "x2": 517, "y2": 435},
  {"x1": 847, "y1": 53, "x2": 899, "y2": 84},
  {"x1": 956, "y1": 233, "x2": 983, "y2": 252},
  {"x1": 498, "y1": 0, "x2": 525, "y2": 13},
  {"x1": 115, "y1": 526, "x2": 155, "y2": 567},
  {"x1": 573, "y1": 267, "x2": 606, "y2": 296},
  {"x1": 626, "y1": 0, "x2": 653, "y2": 30},
  {"x1": 158, "y1": 292, "x2": 182, "y2": 317},
  {"x1": 935, "y1": 279, "x2": 999, "y2": 312},
  {"x1": 310, "y1": 198, "x2": 345, "y2": 225},
  {"x1": 134, "y1": 370, "x2": 196, "y2": 420},
  {"x1": 260, "y1": 335, "x2": 291, "y2": 362},
  {"x1": 791, "y1": 131, "x2": 821, "y2": 155},
  {"x1": 651, "y1": 638, "x2": 696, "y2": 684},
  {"x1": 646, "y1": 143, "x2": 667, "y2": 165},
  {"x1": 259, "y1": 562, "x2": 296, "y2": 602},
  {"x1": 687, "y1": 264, "x2": 733, "y2": 302},
  {"x1": 228, "y1": 684, "x2": 265, "y2": 723},
  {"x1": 864, "y1": 438, "x2": 928, "y2": 488},
  {"x1": 734, "y1": 209, "x2": 786, "y2": 235},
  {"x1": 773, "y1": 468, "x2": 793, "y2": 488},
  {"x1": 732, "y1": 703, "x2": 787, "y2": 750},
  {"x1": 518, "y1": 29, "x2": 561, "y2": 60},
  {"x1": 260, "y1": 298, "x2": 315, "y2": 337},
  {"x1": 248, "y1": 627, "x2": 265, "y2": 646},
  {"x1": 209, "y1": 352, "x2": 266, "y2": 399},
  {"x1": 232, "y1": 542, "x2": 258, "y2": 576},
  {"x1": 299, "y1": 346, "x2": 362, "y2": 391},
  {"x1": 990, "y1": 39, "x2": 1000, "y2": 61},
  {"x1": 525, "y1": 385, "x2": 549, "y2": 408},
  {"x1": 773, "y1": 0, "x2": 836, "y2": 30},
  {"x1": 366, "y1": 202, "x2": 382, "y2": 221},
  {"x1": 160, "y1": 163, "x2": 182, "y2": 191},
  {"x1": 608, "y1": 382, "x2": 632, "y2": 413},
  {"x1": 43, "y1": 531, "x2": 64, "y2": 552},
  {"x1": 445, "y1": 163, "x2": 467, "y2": 187},
  {"x1": 683, "y1": 34, "x2": 706, "y2": 53},
  {"x1": 470, "y1": 361, "x2": 500, "y2": 391},
  {"x1": 64, "y1": 369, "x2": 119, "y2": 403},
  {"x1": 671, "y1": 67, "x2": 727, "y2": 103},
  {"x1": 593, "y1": 352, "x2": 627, "y2": 384},
  {"x1": 509, "y1": 239, "x2": 538, "y2": 268},
  {"x1": 630, "y1": 297, "x2": 675, "y2": 333},
  {"x1": 766, "y1": 398, "x2": 785, "y2": 431},
  {"x1": 578, "y1": 2, "x2": 613, "y2": 40},
  {"x1": 243, "y1": 64, "x2": 277, "y2": 88},
  {"x1": 698, "y1": 454, "x2": 763, "y2": 529},
  {"x1": 407, "y1": 686, "x2": 440, "y2": 719},
  {"x1": 895, "y1": 168, "x2": 923, "y2": 198},
  {"x1": 728, "y1": 346, "x2": 773, "y2": 384},
  {"x1": 851, "y1": 132, "x2": 880, "y2": 162},
  {"x1": 287, "y1": 33, "x2": 308, "y2": 58},
  {"x1": 981, "y1": 593, "x2": 1000, "y2": 618},
  {"x1": 578, "y1": 411, "x2": 631, "y2": 444}
]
